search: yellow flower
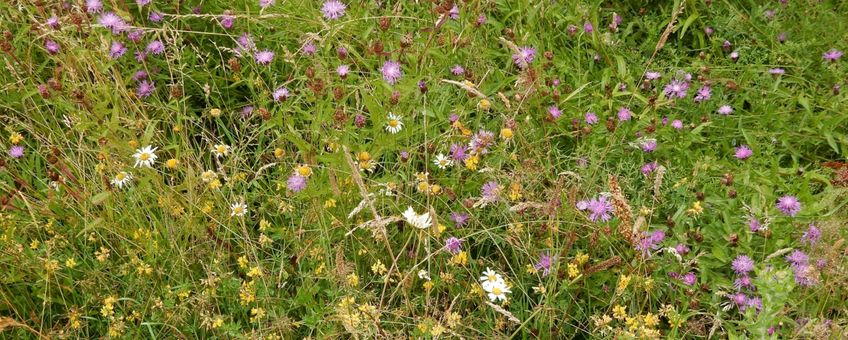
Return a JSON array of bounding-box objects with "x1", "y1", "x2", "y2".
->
[
  {"x1": 247, "y1": 266, "x2": 263, "y2": 278},
  {"x1": 687, "y1": 201, "x2": 703, "y2": 216},
  {"x1": 508, "y1": 182, "x2": 522, "y2": 201},
  {"x1": 449, "y1": 251, "x2": 468, "y2": 266},
  {"x1": 211, "y1": 317, "x2": 224, "y2": 329},
  {"x1": 464, "y1": 155, "x2": 479, "y2": 171},
  {"x1": 9, "y1": 132, "x2": 23, "y2": 144},
  {"x1": 429, "y1": 184, "x2": 442, "y2": 195},
  {"x1": 296, "y1": 165, "x2": 313, "y2": 177},
  {"x1": 567, "y1": 263, "x2": 580, "y2": 279},
  {"x1": 423, "y1": 281, "x2": 434, "y2": 291},
  {"x1": 65, "y1": 258, "x2": 77, "y2": 269},
  {"x1": 371, "y1": 260, "x2": 387, "y2": 276},
  {"x1": 165, "y1": 158, "x2": 179, "y2": 169},
  {"x1": 324, "y1": 199, "x2": 337, "y2": 208},
  {"x1": 274, "y1": 148, "x2": 285, "y2": 158},
  {"x1": 642, "y1": 312, "x2": 659, "y2": 328},
  {"x1": 446, "y1": 312, "x2": 462, "y2": 329},
  {"x1": 616, "y1": 274, "x2": 631, "y2": 294},
  {"x1": 346, "y1": 273, "x2": 360, "y2": 287},
  {"x1": 209, "y1": 108, "x2": 222, "y2": 117},
  {"x1": 237, "y1": 255, "x2": 249, "y2": 268},
  {"x1": 500, "y1": 128, "x2": 514, "y2": 140},
  {"x1": 575, "y1": 253, "x2": 590, "y2": 266},
  {"x1": 478, "y1": 99, "x2": 491, "y2": 110},
  {"x1": 172, "y1": 125, "x2": 181, "y2": 133}
]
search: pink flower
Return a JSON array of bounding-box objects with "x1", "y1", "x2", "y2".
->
[
  {"x1": 255, "y1": 50, "x2": 274, "y2": 65},
  {"x1": 380, "y1": 60, "x2": 402, "y2": 85},
  {"x1": 321, "y1": 0, "x2": 346, "y2": 20},
  {"x1": 776, "y1": 195, "x2": 801, "y2": 216},
  {"x1": 823, "y1": 49, "x2": 843, "y2": 62},
  {"x1": 735, "y1": 145, "x2": 753, "y2": 160}
]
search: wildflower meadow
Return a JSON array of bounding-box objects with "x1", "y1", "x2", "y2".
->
[{"x1": 2, "y1": 0, "x2": 848, "y2": 338}]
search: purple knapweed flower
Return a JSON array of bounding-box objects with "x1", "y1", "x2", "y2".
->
[
  {"x1": 476, "y1": 14, "x2": 487, "y2": 26},
  {"x1": 512, "y1": 46, "x2": 536, "y2": 69},
  {"x1": 776, "y1": 195, "x2": 801, "y2": 216},
  {"x1": 748, "y1": 218, "x2": 761, "y2": 232},
  {"x1": 734, "y1": 275, "x2": 754, "y2": 290},
  {"x1": 717, "y1": 105, "x2": 733, "y2": 115},
  {"x1": 786, "y1": 250, "x2": 809, "y2": 267},
  {"x1": 149, "y1": 11, "x2": 164, "y2": 22},
  {"x1": 823, "y1": 49, "x2": 843, "y2": 63},
  {"x1": 584, "y1": 112, "x2": 598, "y2": 125},
  {"x1": 735, "y1": 145, "x2": 753, "y2": 160},
  {"x1": 136, "y1": 80, "x2": 155, "y2": 98},
  {"x1": 255, "y1": 49, "x2": 274, "y2": 65},
  {"x1": 98, "y1": 12, "x2": 127, "y2": 34},
  {"x1": 641, "y1": 139, "x2": 657, "y2": 153},
  {"x1": 640, "y1": 162, "x2": 658, "y2": 176},
  {"x1": 287, "y1": 174, "x2": 307, "y2": 192},
  {"x1": 534, "y1": 253, "x2": 554, "y2": 277},
  {"x1": 146, "y1": 40, "x2": 165, "y2": 55},
  {"x1": 671, "y1": 119, "x2": 683, "y2": 130},
  {"x1": 635, "y1": 230, "x2": 665, "y2": 255},
  {"x1": 86, "y1": 0, "x2": 103, "y2": 13},
  {"x1": 481, "y1": 181, "x2": 500, "y2": 201},
  {"x1": 450, "y1": 212, "x2": 469, "y2": 227},
  {"x1": 451, "y1": 64, "x2": 464, "y2": 76},
  {"x1": 469, "y1": 129, "x2": 495, "y2": 155},
  {"x1": 259, "y1": 0, "x2": 275, "y2": 9},
  {"x1": 547, "y1": 106, "x2": 562, "y2": 120},
  {"x1": 9, "y1": 145, "x2": 24, "y2": 158},
  {"x1": 682, "y1": 272, "x2": 697, "y2": 286},
  {"x1": 337, "y1": 65, "x2": 350, "y2": 78},
  {"x1": 220, "y1": 13, "x2": 235, "y2": 29},
  {"x1": 663, "y1": 79, "x2": 689, "y2": 99},
  {"x1": 45, "y1": 40, "x2": 60, "y2": 55},
  {"x1": 273, "y1": 87, "x2": 289, "y2": 102},
  {"x1": 694, "y1": 85, "x2": 712, "y2": 102},
  {"x1": 617, "y1": 107, "x2": 632, "y2": 121},
  {"x1": 583, "y1": 21, "x2": 594, "y2": 33},
  {"x1": 450, "y1": 143, "x2": 468, "y2": 162},
  {"x1": 567, "y1": 24, "x2": 578, "y2": 36},
  {"x1": 127, "y1": 29, "x2": 144, "y2": 43},
  {"x1": 675, "y1": 244, "x2": 690, "y2": 256},
  {"x1": 645, "y1": 71, "x2": 661, "y2": 80},
  {"x1": 801, "y1": 224, "x2": 821, "y2": 245},
  {"x1": 704, "y1": 26, "x2": 714, "y2": 37},
  {"x1": 381, "y1": 60, "x2": 402, "y2": 85},
  {"x1": 768, "y1": 68, "x2": 785, "y2": 75},
  {"x1": 321, "y1": 0, "x2": 347, "y2": 20},
  {"x1": 731, "y1": 255, "x2": 755, "y2": 275},
  {"x1": 448, "y1": 5, "x2": 459, "y2": 19},
  {"x1": 46, "y1": 16, "x2": 59, "y2": 29},
  {"x1": 577, "y1": 196, "x2": 614, "y2": 222},
  {"x1": 109, "y1": 41, "x2": 127, "y2": 59},
  {"x1": 302, "y1": 41, "x2": 317, "y2": 56}
]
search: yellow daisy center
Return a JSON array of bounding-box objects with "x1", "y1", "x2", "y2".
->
[
  {"x1": 487, "y1": 274, "x2": 497, "y2": 282},
  {"x1": 388, "y1": 119, "x2": 399, "y2": 127},
  {"x1": 491, "y1": 286, "x2": 502, "y2": 295},
  {"x1": 217, "y1": 146, "x2": 227, "y2": 154},
  {"x1": 233, "y1": 207, "x2": 243, "y2": 214},
  {"x1": 115, "y1": 173, "x2": 126, "y2": 180},
  {"x1": 139, "y1": 153, "x2": 150, "y2": 161}
]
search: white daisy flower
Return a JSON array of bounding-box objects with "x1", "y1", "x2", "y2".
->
[
  {"x1": 479, "y1": 267, "x2": 505, "y2": 289},
  {"x1": 230, "y1": 201, "x2": 247, "y2": 217},
  {"x1": 417, "y1": 269, "x2": 431, "y2": 281},
  {"x1": 433, "y1": 153, "x2": 453, "y2": 169},
  {"x1": 132, "y1": 145, "x2": 158, "y2": 168},
  {"x1": 402, "y1": 206, "x2": 432, "y2": 229},
  {"x1": 485, "y1": 280, "x2": 511, "y2": 302},
  {"x1": 385, "y1": 113, "x2": 403, "y2": 134},
  {"x1": 212, "y1": 144, "x2": 231, "y2": 158},
  {"x1": 110, "y1": 171, "x2": 133, "y2": 188}
]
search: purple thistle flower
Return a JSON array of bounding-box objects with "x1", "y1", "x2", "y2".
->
[
  {"x1": 136, "y1": 80, "x2": 155, "y2": 98},
  {"x1": 146, "y1": 40, "x2": 165, "y2": 55},
  {"x1": 45, "y1": 40, "x2": 60, "y2": 55},
  {"x1": 444, "y1": 237, "x2": 463, "y2": 254},
  {"x1": 776, "y1": 32, "x2": 786, "y2": 43},
  {"x1": 534, "y1": 253, "x2": 554, "y2": 277},
  {"x1": 645, "y1": 71, "x2": 661, "y2": 80},
  {"x1": 237, "y1": 33, "x2": 255, "y2": 52},
  {"x1": 731, "y1": 255, "x2": 755, "y2": 275},
  {"x1": 135, "y1": 50, "x2": 147, "y2": 62},
  {"x1": 723, "y1": 40, "x2": 732, "y2": 52},
  {"x1": 717, "y1": 105, "x2": 733, "y2": 115},
  {"x1": 635, "y1": 230, "x2": 665, "y2": 255},
  {"x1": 786, "y1": 250, "x2": 809, "y2": 267},
  {"x1": 801, "y1": 224, "x2": 821, "y2": 245},
  {"x1": 823, "y1": 49, "x2": 843, "y2": 63},
  {"x1": 220, "y1": 13, "x2": 235, "y2": 29},
  {"x1": 46, "y1": 16, "x2": 60, "y2": 29},
  {"x1": 127, "y1": 29, "x2": 144, "y2": 43},
  {"x1": 287, "y1": 174, "x2": 307, "y2": 192},
  {"x1": 768, "y1": 68, "x2": 785, "y2": 75},
  {"x1": 9, "y1": 145, "x2": 24, "y2": 158},
  {"x1": 255, "y1": 49, "x2": 274, "y2": 65},
  {"x1": 682, "y1": 272, "x2": 697, "y2": 286},
  {"x1": 476, "y1": 14, "x2": 487, "y2": 26},
  {"x1": 734, "y1": 275, "x2": 754, "y2": 290},
  {"x1": 579, "y1": 196, "x2": 614, "y2": 222},
  {"x1": 584, "y1": 111, "x2": 598, "y2": 125},
  {"x1": 132, "y1": 70, "x2": 148, "y2": 82},
  {"x1": 149, "y1": 11, "x2": 164, "y2": 23},
  {"x1": 663, "y1": 79, "x2": 690, "y2": 99},
  {"x1": 641, "y1": 139, "x2": 657, "y2": 153},
  {"x1": 547, "y1": 106, "x2": 562, "y2": 120},
  {"x1": 512, "y1": 46, "x2": 536, "y2": 69},
  {"x1": 671, "y1": 119, "x2": 683, "y2": 130},
  {"x1": 86, "y1": 0, "x2": 103, "y2": 13},
  {"x1": 137, "y1": 0, "x2": 151, "y2": 5},
  {"x1": 583, "y1": 21, "x2": 594, "y2": 33},
  {"x1": 273, "y1": 87, "x2": 289, "y2": 102},
  {"x1": 241, "y1": 106, "x2": 254, "y2": 118},
  {"x1": 748, "y1": 218, "x2": 761, "y2": 232},
  {"x1": 675, "y1": 244, "x2": 690, "y2": 256},
  {"x1": 640, "y1": 162, "x2": 658, "y2": 176},
  {"x1": 730, "y1": 51, "x2": 740, "y2": 61},
  {"x1": 694, "y1": 85, "x2": 712, "y2": 102},
  {"x1": 353, "y1": 114, "x2": 366, "y2": 128},
  {"x1": 735, "y1": 145, "x2": 753, "y2": 160},
  {"x1": 730, "y1": 292, "x2": 748, "y2": 309},
  {"x1": 321, "y1": 0, "x2": 347, "y2": 20},
  {"x1": 704, "y1": 26, "x2": 714, "y2": 37},
  {"x1": 381, "y1": 60, "x2": 402, "y2": 85},
  {"x1": 567, "y1": 24, "x2": 578, "y2": 36},
  {"x1": 776, "y1": 195, "x2": 801, "y2": 216},
  {"x1": 448, "y1": 5, "x2": 459, "y2": 19},
  {"x1": 259, "y1": 0, "x2": 275, "y2": 9},
  {"x1": 746, "y1": 296, "x2": 763, "y2": 312},
  {"x1": 481, "y1": 181, "x2": 500, "y2": 201},
  {"x1": 418, "y1": 80, "x2": 428, "y2": 93},
  {"x1": 302, "y1": 41, "x2": 317, "y2": 56},
  {"x1": 450, "y1": 212, "x2": 469, "y2": 227},
  {"x1": 451, "y1": 64, "x2": 465, "y2": 76},
  {"x1": 792, "y1": 264, "x2": 818, "y2": 287},
  {"x1": 469, "y1": 129, "x2": 495, "y2": 155},
  {"x1": 617, "y1": 107, "x2": 632, "y2": 121},
  {"x1": 109, "y1": 41, "x2": 127, "y2": 59},
  {"x1": 450, "y1": 143, "x2": 468, "y2": 162},
  {"x1": 98, "y1": 12, "x2": 127, "y2": 34},
  {"x1": 336, "y1": 64, "x2": 350, "y2": 78}
]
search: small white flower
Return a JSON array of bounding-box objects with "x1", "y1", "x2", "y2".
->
[
  {"x1": 484, "y1": 280, "x2": 511, "y2": 302},
  {"x1": 402, "y1": 206, "x2": 432, "y2": 229},
  {"x1": 433, "y1": 153, "x2": 453, "y2": 169},
  {"x1": 132, "y1": 145, "x2": 158, "y2": 168},
  {"x1": 230, "y1": 201, "x2": 247, "y2": 217},
  {"x1": 110, "y1": 171, "x2": 133, "y2": 188},
  {"x1": 479, "y1": 267, "x2": 504, "y2": 290},
  {"x1": 417, "y1": 269, "x2": 431, "y2": 281},
  {"x1": 212, "y1": 144, "x2": 231, "y2": 158},
  {"x1": 385, "y1": 113, "x2": 403, "y2": 134}
]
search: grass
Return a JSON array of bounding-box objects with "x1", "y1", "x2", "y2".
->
[{"x1": 0, "y1": 0, "x2": 847, "y2": 338}]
